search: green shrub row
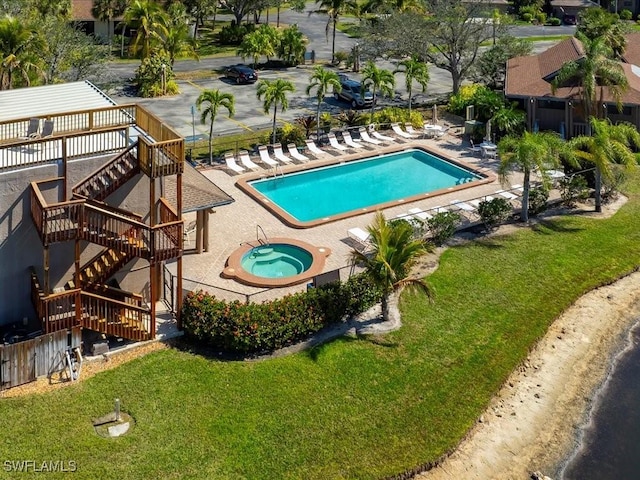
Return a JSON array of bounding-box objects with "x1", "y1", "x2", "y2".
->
[{"x1": 182, "y1": 273, "x2": 382, "y2": 355}]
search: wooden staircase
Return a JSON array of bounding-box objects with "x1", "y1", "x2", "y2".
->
[
  {"x1": 73, "y1": 146, "x2": 140, "y2": 202},
  {"x1": 65, "y1": 248, "x2": 132, "y2": 290}
]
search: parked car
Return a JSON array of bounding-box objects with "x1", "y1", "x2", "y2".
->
[
  {"x1": 562, "y1": 14, "x2": 577, "y2": 25},
  {"x1": 334, "y1": 76, "x2": 374, "y2": 109},
  {"x1": 225, "y1": 65, "x2": 258, "y2": 84}
]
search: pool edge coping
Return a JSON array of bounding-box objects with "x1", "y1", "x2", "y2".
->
[{"x1": 235, "y1": 143, "x2": 497, "y2": 229}]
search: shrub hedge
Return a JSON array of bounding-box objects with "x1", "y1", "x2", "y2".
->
[{"x1": 182, "y1": 273, "x2": 382, "y2": 355}]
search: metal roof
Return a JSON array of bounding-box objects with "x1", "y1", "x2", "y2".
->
[
  {"x1": 164, "y1": 163, "x2": 235, "y2": 213},
  {"x1": 0, "y1": 81, "x2": 117, "y2": 122}
]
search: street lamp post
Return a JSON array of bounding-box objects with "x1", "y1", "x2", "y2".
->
[{"x1": 161, "y1": 64, "x2": 166, "y2": 95}]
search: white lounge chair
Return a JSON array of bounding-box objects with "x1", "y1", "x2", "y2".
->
[
  {"x1": 450, "y1": 199, "x2": 478, "y2": 216},
  {"x1": 370, "y1": 128, "x2": 395, "y2": 142},
  {"x1": 272, "y1": 143, "x2": 293, "y2": 164},
  {"x1": 496, "y1": 189, "x2": 520, "y2": 202},
  {"x1": 238, "y1": 150, "x2": 260, "y2": 170},
  {"x1": 391, "y1": 123, "x2": 416, "y2": 139},
  {"x1": 358, "y1": 127, "x2": 382, "y2": 145},
  {"x1": 432, "y1": 206, "x2": 449, "y2": 214},
  {"x1": 405, "y1": 125, "x2": 423, "y2": 138},
  {"x1": 469, "y1": 196, "x2": 494, "y2": 208},
  {"x1": 258, "y1": 145, "x2": 278, "y2": 167},
  {"x1": 224, "y1": 152, "x2": 245, "y2": 174},
  {"x1": 347, "y1": 227, "x2": 372, "y2": 250},
  {"x1": 305, "y1": 139, "x2": 330, "y2": 158},
  {"x1": 287, "y1": 143, "x2": 309, "y2": 162},
  {"x1": 342, "y1": 131, "x2": 364, "y2": 149},
  {"x1": 328, "y1": 133, "x2": 349, "y2": 151},
  {"x1": 408, "y1": 207, "x2": 432, "y2": 221},
  {"x1": 468, "y1": 140, "x2": 482, "y2": 155}
]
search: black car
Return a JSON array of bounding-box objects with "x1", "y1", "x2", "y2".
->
[{"x1": 225, "y1": 65, "x2": 258, "y2": 84}]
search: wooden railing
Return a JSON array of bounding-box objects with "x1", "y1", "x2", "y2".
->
[
  {"x1": 73, "y1": 145, "x2": 139, "y2": 200},
  {"x1": 138, "y1": 137, "x2": 184, "y2": 178},
  {"x1": 30, "y1": 269, "x2": 152, "y2": 341},
  {"x1": 30, "y1": 183, "x2": 84, "y2": 244},
  {"x1": 134, "y1": 105, "x2": 181, "y2": 143},
  {"x1": 151, "y1": 220, "x2": 183, "y2": 261},
  {"x1": 159, "y1": 197, "x2": 179, "y2": 223}
]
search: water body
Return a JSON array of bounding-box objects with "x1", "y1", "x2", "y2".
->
[{"x1": 561, "y1": 321, "x2": 640, "y2": 479}]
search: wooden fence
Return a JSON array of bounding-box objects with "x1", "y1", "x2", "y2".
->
[{"x1": 0, "y1": 327, "x2": 81, "y2": 390}]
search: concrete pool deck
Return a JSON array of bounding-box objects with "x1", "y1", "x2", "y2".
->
[{"x1": 169, "y1": 133, "x2": 526, "y2": 303}]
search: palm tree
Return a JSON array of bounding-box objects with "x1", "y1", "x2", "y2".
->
[
  {"x1": 569, "y1": 118, "x2": 640, "y2": 213},
  {"x1": 91, "y1": 0, "x2": 128, "y2": 45},
  {"x1": 498, "y1": 131, "x2": 571, "y2": 223},
  {"x1": 306, "y1": 66, "x2": 341, "y2": 140},
  {"x1": 350, "y1": 212, "x2": 432, "y2": 324},
  {"x1": 124, "y1": 0, "x2": 169, "y2": 59},
  {"x1": 312, "y1": 0, "x2": 357, "y2": 64},
  {"x1": 393, "y1": 57, "x2": 429, "y2": 116},
  {"x1": 362, "y1": 61, "x2": 395, "y2": 121},
  {"x1": 0, "y1": 16, "x2": 42, "y2": 90},
  {"x1": 196, "y1": 89, "x2": 235, "y2": 164},
  {"x1": 551, "y1": 32, "x2": 628, "y2": 133},
  {"x1": 163, "y1": 2, "x2": 199, "y2": 66},
  {"x1": 490, "y1": 103, "x2": 526, "y2": 140},
  {"x1": 256, "y1": 78, "x2": 295, "y2": 144}
]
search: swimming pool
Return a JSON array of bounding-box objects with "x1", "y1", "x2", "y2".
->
[{"x1": 238, "y1": 147, "x2": 492, "y2": 228}]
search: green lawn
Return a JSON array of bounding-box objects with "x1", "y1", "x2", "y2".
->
[{"x1": 3, "y1": 177, "x2": 640, "y2": 479}]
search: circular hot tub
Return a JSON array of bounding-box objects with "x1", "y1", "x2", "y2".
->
[{"x1": 222, "y1": 238, "x2": 331, "y2": 288}]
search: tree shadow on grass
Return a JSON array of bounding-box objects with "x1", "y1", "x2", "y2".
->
[{"x1": 531, "y1": 218, "x2": 584, "y2": 235}]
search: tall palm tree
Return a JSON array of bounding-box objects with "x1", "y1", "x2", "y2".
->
[
  {"x1": 91, "y1": 0, "x2": 128, "y2": 45},
  {"x1": 306, "y1": 66, "x2": 341, "y2": 140},
  {"x1": 350, "y1": 212, "x2": 432, "y2": 324},
  {"x1": 196, "y1": 89, "x2": 235, "y2": 164},
  {"x1": 256, "y1": 78, "x2": 295, "y2": 144},
  {"x1": 498, "y1": 131, "x2": 571, "y2": 223},
  {"x1": 312, "y1": 0, "x2": 357, "y2": 64},
  {"x1": 551, "y1": 32, "x2": 628, "y2": 133},
  {"x1": 0, "y1": 15, "x2": 42, "y2": 90},
  {"x1": 393, "y1": 57, "x2": 429, "y2": 116},
  {"x1": 124, "y1": 0, "x2": 169, "y2": 59},
  {"x1": 362, "y1": 61, "x2": 395, "y2": 121},
  {"x1": 569, "y1": 118, "x2": 640, "y2": 213}
]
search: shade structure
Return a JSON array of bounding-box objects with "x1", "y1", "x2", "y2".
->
[{"x1": 432, "y1": 104, "x2": 438, "y2": 124}]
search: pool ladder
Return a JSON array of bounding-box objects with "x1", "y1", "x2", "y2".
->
[
  {"x1": 272, "y1": 164, "x2": 284, "y2": 182},
  {"x1": 256, "y1": 224, "x2": 269, "y2": 247}
]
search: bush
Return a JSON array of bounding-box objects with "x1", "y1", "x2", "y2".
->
[
  {"x1": 602, "y1": 168, "x2": 626, "y2": 204},
  {"x1": 548, "y1": 17, "x2": 561, "y2": 26},
  {"x1": 536, "y1": 13, "x2": 546, "y2": 24},
  {"x1": 218, "y1": 22, "x2": 255, "y2": 45},
  {"x1": 262, "y1": 123, "x2": 306, "y2": 146},
  {"x1": 427, "y1": 211, "x2": 461, "y2": 246},
  {"x1": 528, "y1": 186, "x2": 549, "y2": 216},
  {"x1": 620, "y1": 9, "x2": 633, "y2": 20},
  {"x1": 448, "y1": 84, "x2": 503, "y2": 123},
  {"x1": 333, "y1": 51, "x2": 348, "y2": 66},
  {"x1": 182, "y1": 273, "x2": 381, "y2": 355},
  {"x1": 521, "y1": 12, "x2": 533, "y2": 23},
  {"x1": 135, "y1": 52, "x2": 179, "y2": 98},
  {"x1": 477, "y1": 197, "x2": 512, "y2": 231},
  {"x1": 560, "y1": 174, "x2": 589, "y2": 208},
  {"x1": 338, "y1": 109, "x2": 365, "y2": 127}
]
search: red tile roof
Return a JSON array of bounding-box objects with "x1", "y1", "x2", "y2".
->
[
  {"x1": 506, "y1": 34, "x2": 640, "y2": 105},
  {"x1": 622, "y1": 33, "x2": 640, "y2": 67},
  {"x1": 72, "y1": 0, "x2": 95, "y2": 21}
]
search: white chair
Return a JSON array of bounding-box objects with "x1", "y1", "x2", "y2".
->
[
  {"x1": 468, "y1": 140, "x2": 482, "y2": 156},
  {"x1": 287, "y1": 143, "x2": 309, "y2": 162},
  {"x1": 405, "y1": 125, "x2": 423, "y2": 138},
  {"x1": 258, "y1": 145, "x2": 278, "y2": 167},
  {"x1": 358, "y1": 127, "x2": 382, "y2": 145},
  {"x1": 496, "y1": 189, "x2": 520, "y2": 203},
  {"x1": 391, "y1": 123, "x2": 416, "y2": 139},
  {"x1": 238, "y1": 150, "x2": 260, "y2": 170},
  {"x1": 469, "y1": 196, "x2": 494, "y2": 208},
  {"x1": 224, "y1": 152, "x2": 245, "y2": 174},
  {"x1": 370, "y1": 128, "x2": 395, "y2": 142},
  {"x1": 347, "y1": 227, "x2": 372, "y2": 250},
  {"x1": 328, "y1": 133, "x2": 349, "y2": 151},
  {"x1": 272, "y1": 143, "x2": 293, "y2": 164},
  {"x1": 305, "y1": 139, "x2": 330, "y2": 158},
  {"x1": 342, "y1": 131, "x2": 365, "y2": 149},
  {"x1": 408, "y1": 207, "x2": 432, "y2": 221},
  {"x1": 432, "y1": 206, "x2": 449, "y2": 214},
  {"x1": 450, "y1": 199, "x2": 478, "y2": 217}
]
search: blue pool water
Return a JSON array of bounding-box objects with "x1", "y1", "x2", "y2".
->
[
  {"x1": 249, "y1": 148, "x2": 480, "y2": 222},
  {"x1": 241, "y1": 244, "x2": 313, "y2": 278}
]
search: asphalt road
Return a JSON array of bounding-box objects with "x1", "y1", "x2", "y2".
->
[{"x1": 103, "y1": 11, "x2": 574, "y2": 139}]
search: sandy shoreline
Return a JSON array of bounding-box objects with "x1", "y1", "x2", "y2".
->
[{"x1": 415, "y1": 269, "x2": 640, "y2": 480}]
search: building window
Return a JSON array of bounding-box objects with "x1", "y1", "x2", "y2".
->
[{"x1": 538, "y1": 99, "x2": 565, "y2": 110}]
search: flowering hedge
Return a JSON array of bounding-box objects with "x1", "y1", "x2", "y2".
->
[{"x1": 182, "y1": 273, "x2": 381, "y2": 355}]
